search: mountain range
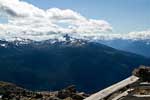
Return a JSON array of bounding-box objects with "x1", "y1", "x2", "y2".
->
[
  {"x1": 99, "y1": 39, "x2": 150, "y2": 58},
  {"x1": 0, "y1": 36, "x2": 150, "y2": 93}
]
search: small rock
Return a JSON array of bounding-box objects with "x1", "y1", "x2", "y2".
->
[{"x1": 64, "y1": 97, "x2": 73, "y2": 100}]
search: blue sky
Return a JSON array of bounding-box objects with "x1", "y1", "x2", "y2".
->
[
  {"x1": 0, "y1": 0, "x2": 149, "y2": 34},
  {"x1": 22, "y1": 0, "x2": 150, "y2": 33}
]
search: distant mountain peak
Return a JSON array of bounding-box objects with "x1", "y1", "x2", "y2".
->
[{"x1": 0, "y1": 34, "x2": 88, "y2": 48}]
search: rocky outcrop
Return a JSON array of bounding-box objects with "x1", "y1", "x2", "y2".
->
[
  {"x1": 0, "y1": 82, "x2": 89, "y2": 100},
  {"x1": 57, "y1": 85, "x2": 89, "y2": 100},
  {"x1": 132, "y1": 65, "x2": 150, "y2": 82}
]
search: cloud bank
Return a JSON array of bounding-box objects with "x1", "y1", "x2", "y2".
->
[
  {"x1": 0, "y1": 0, "x2": 149, "y2": 42},
  {"x1": 79, "y1": 30, "x2": 150, "y2": 41},
  {"x1": 0, "y1": 0, "x2": 112, "y2": 41}
]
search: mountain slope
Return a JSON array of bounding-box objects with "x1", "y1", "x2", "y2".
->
[
  {"x1": 0, "y1": 40, "x2": 150, "y2": 93},
  {"x1": 99, "y1": 39, "x2": 150, "y2": 58}
]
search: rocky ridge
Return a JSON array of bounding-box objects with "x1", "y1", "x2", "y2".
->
[{"x1": 0, "y1": 82, "x2": 89, "y2": 100}]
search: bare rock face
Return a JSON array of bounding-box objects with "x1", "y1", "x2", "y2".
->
[{"x1": 132, "y1": 65, "x2": 150, "y2": 82}]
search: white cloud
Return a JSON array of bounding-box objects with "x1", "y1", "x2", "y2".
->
[
  {"x1": 1, "y1": 0, "x2": 148, "y2": 42},
  {"x1": 70, "y1": 30, "x2": 150, "y2": 41},
  {"x1": 124, "y1": 31, "x2": 150, "y2": 40},
  {"x1": 0, "y1": 0, "x2": 112, "y2": 41}
]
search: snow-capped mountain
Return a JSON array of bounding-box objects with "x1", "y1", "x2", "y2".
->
[
  {"x1": 0, "y1": 34, "x2": 87, "y2": 48},
  {"x1": 1, "y1": 30, "x2": 150, "y2": 58}
]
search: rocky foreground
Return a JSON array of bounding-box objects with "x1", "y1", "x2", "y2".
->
[
  {"x1": 0, "y1": 82, "x2": 89, "y2": 100},
  {"x1": 1, "y1": 66, "x2": 150, "y2": 100}
]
